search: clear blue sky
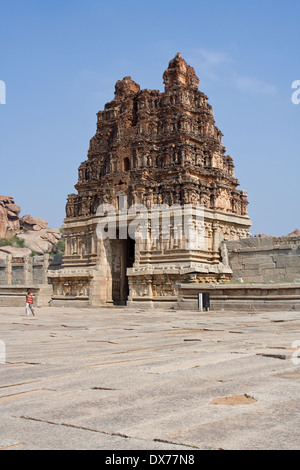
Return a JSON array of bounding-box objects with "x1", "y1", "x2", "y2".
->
[{"x1": 0, "y1": 0, "x2": 299, "y2": 236}]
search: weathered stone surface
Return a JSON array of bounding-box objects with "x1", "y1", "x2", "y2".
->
[
  {"x1": 20, "y1": 215, "x2": 48, "y2": 231},
  {"x1": 1, "y1": 306, "x2": 300, "y2": 449},
  {"x1": 0, "y1": 196, "x2": 21, "y2": 238},
  {"x1": 223, "y1": 235, "x2": 300, "y2": 283},
  {"x1": 18, "y1": 229, "x2": 61, "y2": 255},
  {"x1": 0, "y1": 246, "x2": 32, "y2": 259},
  {"x1": 6, "y1": 203, "x2": 21, "y2": 216}
]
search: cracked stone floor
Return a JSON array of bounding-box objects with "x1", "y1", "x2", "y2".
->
[{"x1": 0, "y1": 305, "x2": 300, "y2": 450}]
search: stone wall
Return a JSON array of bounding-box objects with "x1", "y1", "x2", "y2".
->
[
  {"x1": 0, "y1": 260, "x2": 6, "y2": 284},
  {"x1": 0, "y1": 254, "x2": 59, "y2": 307},
  {"x1": 0, "y1": 254, "x2": 51, "y2": 286},
  {"x1": 222, "y1": 235, "x2": 300, "y2": 283},
  {"x1": 177, "y1": 282, "x2": 300, "y2": 311}
]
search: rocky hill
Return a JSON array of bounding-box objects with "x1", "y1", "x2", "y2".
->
[
  {"x1": 0, "y1": 196, "x2": 20, "y2": 238},
  {"x1": 0, "y1": 196, "x2": 62, "y2": 258}
]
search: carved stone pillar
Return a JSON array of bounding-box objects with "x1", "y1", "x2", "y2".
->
[
  {"x1": 24, "y1": 255, "x2": 32, "y2": 285},
  {"x1": 6, "y1": 254, "x2": 12, "y2": 285}
]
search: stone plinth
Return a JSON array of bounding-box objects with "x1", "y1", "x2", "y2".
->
[{"x1": 177, "y1": 282, "x2": 300, "y2": 311}]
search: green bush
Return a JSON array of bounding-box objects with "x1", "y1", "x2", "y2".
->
[
  {"x1": 50, "y1": 239, "x2": 65, "y2": 258},
  {"x1": 55, "y1": 240, "x2": 65, "y2": 254},
  {"x1": 0, "y1": 238, "x2": 12, "y2": 247},
  {"x1": 0, "y1": 236, "x2": 25, "y2": 248}
]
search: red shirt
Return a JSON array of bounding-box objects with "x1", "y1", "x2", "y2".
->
[{"x1": 26, "y1": 293, "x2": 34, "y2": 304}]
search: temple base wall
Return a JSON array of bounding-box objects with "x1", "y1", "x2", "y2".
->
[{"x1": 47, "y1": 208, "x2": 251, "y2": 307}]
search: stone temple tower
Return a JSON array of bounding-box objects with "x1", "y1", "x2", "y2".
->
[{"x1": 49, "y1": 53, "x2": 251, "y2": 307}]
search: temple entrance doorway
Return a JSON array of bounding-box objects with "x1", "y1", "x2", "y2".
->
[{"x1": 111, "y1": 236, "x2": 135, "y2": 305}]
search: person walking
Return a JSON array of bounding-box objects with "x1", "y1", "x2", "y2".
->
[{"x1": 25, "y1": 288, "x2": 35, "y2": 316}]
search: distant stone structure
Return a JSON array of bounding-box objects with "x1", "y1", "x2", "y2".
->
[
  {"x1": 0, "y1": 254, "x2": 50, "y2": 286},
  {"x1": 48, "y1": 53, "x2": 251, "y2": 307},
  {"x1": 0, "y1": 254, "x2": 54, "y2": 307}
]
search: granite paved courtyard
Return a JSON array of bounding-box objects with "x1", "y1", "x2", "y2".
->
[{"x1": 1, "y1": 305, "x2": 300, "y2": 450}]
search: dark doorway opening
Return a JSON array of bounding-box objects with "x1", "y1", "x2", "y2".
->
[
  {"x1": 123, "y1": 157, "x2": 130, "y2": 171},
  {"x1": 111, "y1": 236, "x2": 135, "y2": 305}
]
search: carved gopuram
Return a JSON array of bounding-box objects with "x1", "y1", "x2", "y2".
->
[{"x1": 48, "y1": 53, "x2": 251, "y2": 307}]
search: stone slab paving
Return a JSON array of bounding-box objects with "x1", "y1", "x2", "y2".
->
[{"x1": 0, "y1": 306, "x2": 300, "y2": 450}]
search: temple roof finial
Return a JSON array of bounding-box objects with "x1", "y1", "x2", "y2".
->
[{"x1": 163, "y1": 53, "x2": 199, "y2": 90}]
